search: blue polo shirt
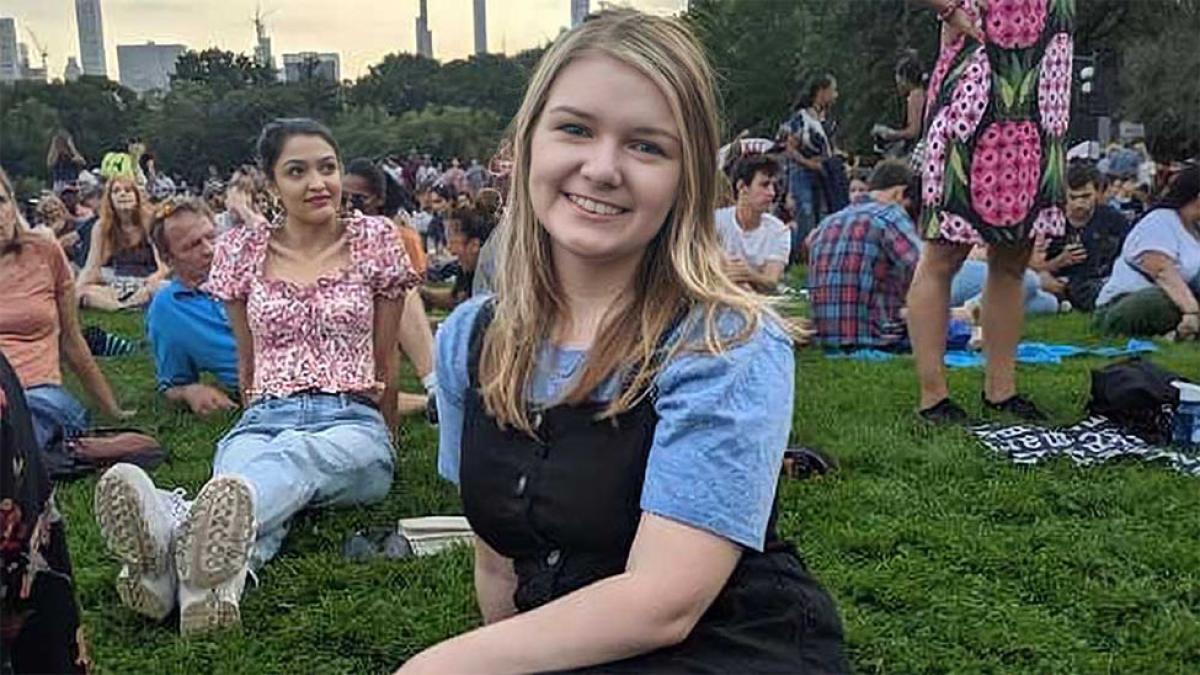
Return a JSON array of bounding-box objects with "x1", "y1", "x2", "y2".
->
[{"x1": 145, "y1": 279, "x2": 239, "y2": 392}]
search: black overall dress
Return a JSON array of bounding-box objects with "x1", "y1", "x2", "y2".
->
[{"x1": 459, "y1": 306, "x2": 848, "y2": 673}]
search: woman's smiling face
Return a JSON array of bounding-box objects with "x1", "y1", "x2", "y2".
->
[{"x1": 528, "y1": 53, "x2": 682, "y2": 265}]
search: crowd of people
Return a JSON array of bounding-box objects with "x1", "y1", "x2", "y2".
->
[{"x1": 2, "y1": 1, "x2": 1199, "y2": 672}]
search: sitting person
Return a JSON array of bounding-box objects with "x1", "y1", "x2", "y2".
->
[
  {"x1": 807, "y1": 160, "x2": 922, "y2": 350},
  {"x1": 1094, "y1": 164, "x2": 1200, "y2": 337},
  {"x1": 93, "y1": 118, "x2": 419, "y2": 635},
  {"x1": 77, "y1": 176, "x2": 169, "y2": 311},
  {"x1": 715, "y1": 154, "x2": 790, "y2": 293},
  {"x1": 144, "y1": 197, "x2": 239, "y2": 416},
  {"x1": 402, "y1": 11, "x2": 846, "y2": 672},
  {"x1": 1030, "y1": 162, "x2": 1132, "y2": 311},
  {"x1": 0, "y1": 168, "x2": 130, "y2": 453},
  {"x1": 950, "y1": 245, "x2": 1064, "y2": 317},
  {"x1": 36, "y1": 193, "x2": 83, "y2": 261},
  {"x1": 343, "y1": 158, "x2": 440, "y2": 416},
  {"x1": 420, "y1": 207, "x2": 495, "y2": 310}
]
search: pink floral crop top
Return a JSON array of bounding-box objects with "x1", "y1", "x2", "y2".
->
[{"x1": 206, "y1": 214, "x2": 418, "y2": 401}]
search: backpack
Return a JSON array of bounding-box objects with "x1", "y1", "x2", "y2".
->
[{"x1": 1087, "y1": 358, "x2": 1188, "y2": 444}]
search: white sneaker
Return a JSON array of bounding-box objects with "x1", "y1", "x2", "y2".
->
[
  {"x1": 94, "y1": 464, "x2": 190, "y2": 620},
  {"x1": 175, "y1": 475, "x2": 255, "y2": 636}
]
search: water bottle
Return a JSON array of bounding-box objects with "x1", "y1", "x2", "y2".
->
[{"x1": 1170, "y1": 381, "x2": 1200, "y2": 451}]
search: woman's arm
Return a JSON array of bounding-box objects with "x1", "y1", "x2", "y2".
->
[
  {"x1": 57, "y1": 276, "x2": 124, "y2": 417},
  {"x1": 77, "y1": 222, "x2": 106, "y2": 287},
  {"x1": 474, "y1": 537, "x2": 518, "y2": 625},
  {"x1": 898, "y1": 89, "x2": 926, "y2": 140},
  {"x1": 1138, "y1": 251, "x2": 1200, "y2": 314},
  {"x1": 225, "y1": 301, "x2": 256, "y2": 405},
  {"x1": 373, "y1": 295, "x2": 404, "y2": 434},
  {"x1": 399, "y1": 514, "x2": 741, "y2": 674}
]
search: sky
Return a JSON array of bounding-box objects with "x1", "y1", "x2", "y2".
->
[{"x1": 6, "y1": 0, "x2": 685, "y2": 82}]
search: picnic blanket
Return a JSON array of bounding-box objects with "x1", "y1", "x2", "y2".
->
[
  {"x1": 826, "y1": 339, "x2": 1157, "y2": 368},
  {"x1": 970, "y1": 415, "x2": 1200, "y2": 477}
]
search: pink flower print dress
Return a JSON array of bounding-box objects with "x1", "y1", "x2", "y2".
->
[{"x1": 920, "y1": 0, "x2": 1075, "y2": 246}]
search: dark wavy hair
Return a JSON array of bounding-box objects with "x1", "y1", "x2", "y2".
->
[
  {"x1": 793, "y1": 73, "x2": 837, "y2": 110},
  {"x1": 1156, "y1": 163, "x2": 1200, "y2": 211}
]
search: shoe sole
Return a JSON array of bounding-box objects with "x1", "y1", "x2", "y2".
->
[
  {"x1": 115, "y1": 569, "x2": 172, "y2": 621},
  {"x1": 176, "y1": 476, "x2": 255, "y2": 589},
  {"x1": 94, "y1": 464, "x2": 170, "y2": 574},
  {"x1": 179, "y1": 591, "x2": 242, "y2": 636}
]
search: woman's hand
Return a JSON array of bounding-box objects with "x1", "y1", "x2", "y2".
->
[
  {"x1": 1176, "y1": 313, "x2": 1200, "y2": 340},
  {"x1": 122, "y1": 284, "x2": 152, "y2": 308},
  {"x1": 938, "y1": 0, "x2": 987, "y2": 45}
]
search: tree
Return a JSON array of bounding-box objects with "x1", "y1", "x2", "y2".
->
[
  {"x1": 332, "y1": 105, "x2": 504, "y2": 163},
  {"x1": 1, "y1": 76, "x2": 144, "y2": 174},
  {"x1": 0, "y1": 98, "x2": 61, "y2": 180},
  {"x1": 349, "y1": 53, "x2": 442, "y2": 115},
  {"x1": 1117, "y1": 20, "x2": 1200, "y2": 159},
  {"x1": 172, "y1": 48, "x2": 277, "y2": 94},
  {"x1": 686, "y1": 0, "x2": 936, "y2": 152}
]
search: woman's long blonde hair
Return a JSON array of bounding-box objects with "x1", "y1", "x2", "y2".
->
[
  {"x1": 96, "y1": 175, "x2": 151, "y2": 262},
  {"x1": 480, "y1": 8, "x2": 780, "y2": 435}
]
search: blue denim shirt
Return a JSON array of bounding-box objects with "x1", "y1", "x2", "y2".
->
[
  {"x1": 435, "y1": 295, "x2": 795, "y2": 551},
  {"x1": 145, "y1": 278, "x2": 239, "y2": 392}
]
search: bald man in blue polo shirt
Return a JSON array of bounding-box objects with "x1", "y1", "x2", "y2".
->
[{"x1": 145, "y1": 198, "x2": 239, "y2": 416}]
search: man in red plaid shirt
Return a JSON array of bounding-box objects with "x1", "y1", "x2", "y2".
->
[{"x1": 807, "y1": 161, "x2": 922, "y2": 349}]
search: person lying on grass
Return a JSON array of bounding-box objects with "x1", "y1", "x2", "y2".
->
[
  {"x1": 93, "y1": 117, "x2": 420, "y2": 636},
  {"x1": 398, "y1": 10, "x2": 847, "y2": 674}
]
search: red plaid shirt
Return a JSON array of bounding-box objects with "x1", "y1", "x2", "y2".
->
[{"x1": 807, "y1": 201, "x2": 922, "y2": 348}]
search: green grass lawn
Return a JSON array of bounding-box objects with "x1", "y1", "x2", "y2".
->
[{"x1": 61, "y1": 301, "x2": 1199, "y2": 674}]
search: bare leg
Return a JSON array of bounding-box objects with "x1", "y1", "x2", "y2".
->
[
  {"x1": 907, "y1": 241, "x2": 972, "y2": 410},
  {"x1": 398, "y1": 289, "x2": 435, "y2": 380},
  {"x1": 981, "y1": 244, "x2": 1033, "y2": 402},
  {"x1": 78, "y1": 284, "x2": 125, "y2": 312}
]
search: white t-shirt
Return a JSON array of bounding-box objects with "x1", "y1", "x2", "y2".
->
[
  {"x1": 1096, "y1": 208, "x2": 1200, "y2": 307},
  {"x1": 714, "y1": 206, "x2": 791, "y2": 269}
]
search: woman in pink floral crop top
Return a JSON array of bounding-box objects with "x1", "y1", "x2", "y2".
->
[{"x1": 92, "y1": 119, "x2": 419, "y2": 636}]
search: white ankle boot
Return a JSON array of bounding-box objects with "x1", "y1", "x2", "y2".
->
[
  {"x1": 175, "y1": 475, "x2": 256, "y2": 636},
  {"x1": 94, "y1": 464, "x2": 190, "y2": 621}
]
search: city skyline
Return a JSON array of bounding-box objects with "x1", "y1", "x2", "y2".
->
[{"x1": 5, "y1": 0, "x2": 683, "y2": 82}]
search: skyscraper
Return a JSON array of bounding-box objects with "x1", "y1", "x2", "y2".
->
[
  {"x1": 473, "y1": 0, "x2": 487, "y2": 56},
  {"x1": 570, "y1": 0, "x2": 590, "y2": 27},
  {"x1": 415, "y1": 0, "x2": 433, "y2": 59},
  {"x1": 75, "y1": 0, "x2": 108, "y2": 78},
  {"x1": 0, "y1": 18, "x2": 18, "y2": 82}
]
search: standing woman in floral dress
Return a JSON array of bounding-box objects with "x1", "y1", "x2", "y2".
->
[{"x1": 907, "y1": 0, "x2": 1074, "y2": 424}]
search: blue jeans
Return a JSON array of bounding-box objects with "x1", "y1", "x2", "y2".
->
[
  {"x1": 213, "y1": 393, "x2": 395, "y2": 567},
  {"x1": 789, "y1": 165, "x2": 819, "y2": 252},
  {"x1": 23, "y1": 385, "x2": 90, "y2": 452},
  {"x1": 950, "y1": 260, "x2": 1060, "y2": 315}
]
